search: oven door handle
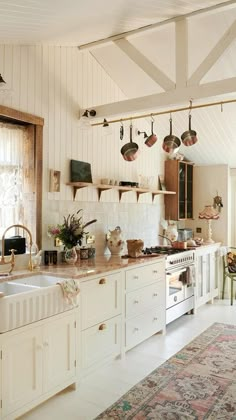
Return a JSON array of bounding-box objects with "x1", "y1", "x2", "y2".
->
[{"x1": 166, "y1": 268, "x2": 187, "y2": 276}]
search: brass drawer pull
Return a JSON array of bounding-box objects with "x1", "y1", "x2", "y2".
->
[
  {"x1": 153, "y1": 270, "x2": 158, "y2": 274},
  {"x1": 99, "y1": 323, "x2": 107, "y2": 331},
  {"x1": 99, "y1": 278, "x2": 106, "y2": 284},
  {"x1": 153, "y1": 293, "x2": 158, "y2": 297}
]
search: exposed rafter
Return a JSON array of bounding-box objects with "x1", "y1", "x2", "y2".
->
[
  {"x1": 189, "y1": 19, "x2": 236, "y2": 85},
  {"x1": 84, "y1": 77, "x2": 236, "y2": 120},
  {"x1": 114, "y1": 39, "x2": 175, "y2": 91},
  {"x1": 175, "y1": 19, "x2": 188, "y2": 88}
]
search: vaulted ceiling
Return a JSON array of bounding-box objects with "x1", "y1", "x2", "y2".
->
[
  {"x1": 0, "y1": 0, "x2": 236, "y2": 166},
  {"x1": 0, "y1": 0, "x2": 232, "y2": 46}
]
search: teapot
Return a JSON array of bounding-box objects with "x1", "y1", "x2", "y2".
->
[{"x1": 106, "y1": 226, "x2": 125, "y2": 255}]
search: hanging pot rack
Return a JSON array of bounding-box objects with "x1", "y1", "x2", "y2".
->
[{"x1": 91, "y1": 98, "x2": 236, "y2": 127}]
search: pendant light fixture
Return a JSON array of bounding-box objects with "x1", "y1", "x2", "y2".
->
[{"x1": 102, "y1": 118, "x2": 112, "y2": 135}]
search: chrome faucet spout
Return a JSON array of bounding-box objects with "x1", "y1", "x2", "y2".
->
[{"x1": 1, "y1": 224, "x2": 33, "y2": 273}]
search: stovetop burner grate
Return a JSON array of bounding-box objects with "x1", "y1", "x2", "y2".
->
[{"x1": 143, "y1": 246, "x2": 189, "y2": 256}]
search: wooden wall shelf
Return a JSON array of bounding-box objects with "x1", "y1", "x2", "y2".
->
[{"x1": 66, "y1": 182, "x2": 176, "y2": 202}]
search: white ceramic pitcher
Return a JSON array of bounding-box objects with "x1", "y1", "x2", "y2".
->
[{"x1": 106, "y1": 226, "x2": 125, "y2": 255}]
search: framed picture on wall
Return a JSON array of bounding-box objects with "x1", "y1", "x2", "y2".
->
[{"x1": 49, "y1": 170, "x2": 61, "y2": 192}]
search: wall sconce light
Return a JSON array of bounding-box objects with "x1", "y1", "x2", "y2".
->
[
  {"x1": 0, "y1": 73, "x2": 13, "y2": 98},
  {"x1": 78, "y1": 109, "x2": 96, "y2": 130},
  {"x1": 102, "y1": 118, "x2": 112, "y2": 135},
  {"x1": 0, "y1": 74, "x2": 6, "y2": 85},
  {"x1": 137, "y1": 130, "x2": 148, "y2": 139},
  {"x1": 199, "y1": 205, "x2": 219, "y2": 244}
]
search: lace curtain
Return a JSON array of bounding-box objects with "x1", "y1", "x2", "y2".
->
[{"x1": 0, "y1": 122, "x2": 25, "y2": 236}]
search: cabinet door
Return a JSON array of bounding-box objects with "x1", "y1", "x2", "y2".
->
[
  {"x1": 43, "y1": 312, "x2": 76, "y2": 392},
  {"x1": 165, "y1": 160, "x2": 193, "y2": 220},
  {"x1": 195, "y1": 250, "x2": 218, "y2": 308},
  {"x1": 210, "y1": 251, "x2": 219, "y2": 299},
  {"x1": 2, "y1": 327, "x2": 43, "y2": 417},
  {"x1": 81, "y1": 272, "x2": 121, "y2": 330},
  {"x1": 186, "y1": 164, "x2": 193, "y2": 218},
  {"x1": 178, "y1": 162, "x2": 186, "y2": 219}
]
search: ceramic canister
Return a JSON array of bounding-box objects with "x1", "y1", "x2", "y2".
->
[{"x1": 80, "y1": 247, "x2": 89, "y2": 259}]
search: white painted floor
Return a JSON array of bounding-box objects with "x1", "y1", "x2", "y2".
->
[{"x1": 19, "y1": 300, "x2": 236, "y2": 420}]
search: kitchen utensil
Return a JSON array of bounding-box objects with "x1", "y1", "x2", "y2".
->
[
  {"x1": 145, "y1": 117, "x2": 157, "y2": 147},
  {"x1": 120, "y1": 123, "x2": 139, "y2": 161},
  {"x1": 162, "y1": 116, "x2": 181, "y2": 153},
  {"x1": 181, "y1": 113, "x2": 198, "y2": 146},
  {"x1": 120, "y1": 120, "x2": 124, "y2": 140}
]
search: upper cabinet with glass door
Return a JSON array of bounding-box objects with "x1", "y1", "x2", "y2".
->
[{"x1": 164, "y1": 160, "x2": 193, "y2": 220}]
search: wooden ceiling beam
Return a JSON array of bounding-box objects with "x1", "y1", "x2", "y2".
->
[
  {"x1": 86, "y1": 77, "x2": 236, "y2": 120},
  {"x1": 189, "y1": 19, "x2": 236, "y2": 85},
  {"x1": 114, "y1": 39, "x2": 175, "y2": 91}
]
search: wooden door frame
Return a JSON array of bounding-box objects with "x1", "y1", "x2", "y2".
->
[{"x1": 0, "y1": 105, "x2": 44, "y2": 249}]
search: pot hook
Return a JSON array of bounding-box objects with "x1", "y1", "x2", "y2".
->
[{"x1": 120, "y1": 120, "x2": 124, "y2": 140}]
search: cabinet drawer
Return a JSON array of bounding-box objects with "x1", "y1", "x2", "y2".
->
[
  {"x1": 126, "y1": 282, "x2": 165, "y2": 318},
  {"x1": 81, "y1": 272, "x2": 121, "y2": 330},
  {"x1": 81, "y1": 315, "x2": 121, "y2": 369},
  {"x1": 125, "y1": 261, "x2": 165, "y2": 292},
  {"x1": 125, "y1": 308, "x2": 165, "y2": 350}
]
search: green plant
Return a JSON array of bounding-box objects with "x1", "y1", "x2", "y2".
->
[{"x1": 48, "y1": 210, "x2": 96, "y2": 249}]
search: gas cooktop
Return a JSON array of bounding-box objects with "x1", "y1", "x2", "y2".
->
[{"x1": 142, "y1": 246, "x2": 189, "y2": 256}]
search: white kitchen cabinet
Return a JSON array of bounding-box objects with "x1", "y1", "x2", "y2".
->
[
  {"x1": 80, "y1": 271, "x2": 122, "y2": 371},
  {"x1": 195, "y1": 244, "x2": 220, "y2": 308},
  {"x1": 0, "y1": 310, "x2": 77, "y2": 420},
  {"x1": 43, "y1": 313, "x2": 76, "y2": 392},
  {"x1": 124, "y1": 260, "x2": 166, "y2": 351},
  {"x1": 81, "y1": 315, "x2": 121, "y2": 370},
  {"x1": 2, "y1": 327, "x2": 43, "y2": 417}
]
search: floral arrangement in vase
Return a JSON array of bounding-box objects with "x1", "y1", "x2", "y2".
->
[{"x1": 48, "y1": 210, "x2": 97, "y2": 264}]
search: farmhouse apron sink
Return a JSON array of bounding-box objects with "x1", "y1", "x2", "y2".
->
[{"x1": 0, "y1": 275, "x2": 78, "y2": 333}]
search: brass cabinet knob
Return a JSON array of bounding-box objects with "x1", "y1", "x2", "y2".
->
[
  {"x1": 99, "y1": 323, "x2": 107, "y2": 330},
  {"x1": 99, "y1": 278, "x2": 106, "y2": 284}
]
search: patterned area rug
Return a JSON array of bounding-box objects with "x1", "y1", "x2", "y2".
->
[{"x1": 96, "y1": 323, "x2": 236, "y2": 419}]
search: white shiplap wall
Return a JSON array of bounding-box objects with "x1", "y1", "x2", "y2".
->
[{"x1": 0, "y1": 45, "x2": 167, "y2": 255}]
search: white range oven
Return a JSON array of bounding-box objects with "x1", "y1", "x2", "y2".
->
[
  {"x1": 143, "y1": 247, "x2": 195, "y2": 324},
  {"x1": 165, "y1": 249, "x2": 195, "y2": 324}
]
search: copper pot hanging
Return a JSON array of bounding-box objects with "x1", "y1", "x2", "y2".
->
[
  {"x1": 162, "y1": 116, "x2": 181, "y2": 154},
  {"x1": 181, "y1": 114, "x2": 198, "y2": 146},
  {"x1": 120, "y1": 123, "x2": 140, "y2": 161},
  {"x1": 145, "y1": 117, "x2": 157, "y2": 147}
]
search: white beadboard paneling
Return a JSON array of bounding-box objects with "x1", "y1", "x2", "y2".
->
[{"x1": 0, "y1": 45, "x2": 171, "y2": 255}]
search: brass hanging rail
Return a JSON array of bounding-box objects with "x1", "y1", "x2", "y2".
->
[{"x1": 91, "y1": 98, "x2": 236, "y2": 127}]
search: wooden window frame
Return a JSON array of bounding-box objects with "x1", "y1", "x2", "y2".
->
[{"x1": 0, "y1": 105, "x2": 44, "y2": 249}]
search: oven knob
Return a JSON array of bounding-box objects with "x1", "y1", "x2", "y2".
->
[
  {"x1": 170, "y1": 261, "x2": 174, "y2": 264},
  {"x1": 174, "y1": 296, "x2": 177, "y2": 302}
]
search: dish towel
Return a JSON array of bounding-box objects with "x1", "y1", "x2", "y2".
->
[{"x1": 57, "y1": 279, "x2": 80, "y2": 306}]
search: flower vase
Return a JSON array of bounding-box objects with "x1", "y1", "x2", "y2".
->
[{"x1": 65, "y1": 247, "x2": 77, "y2": 265}]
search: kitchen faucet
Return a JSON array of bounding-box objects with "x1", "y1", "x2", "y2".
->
[{"x1": 0, "y1": 224, "x2": 33, "y2": 274}]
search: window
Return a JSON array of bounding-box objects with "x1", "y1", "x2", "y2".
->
[{"x1": 0, "y1": 106, "x2": 43, "y2": 249}]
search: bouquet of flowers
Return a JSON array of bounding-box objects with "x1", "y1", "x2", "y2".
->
[{"x1": 48, "y1": 210, "x2": 97, "y2": 249}]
